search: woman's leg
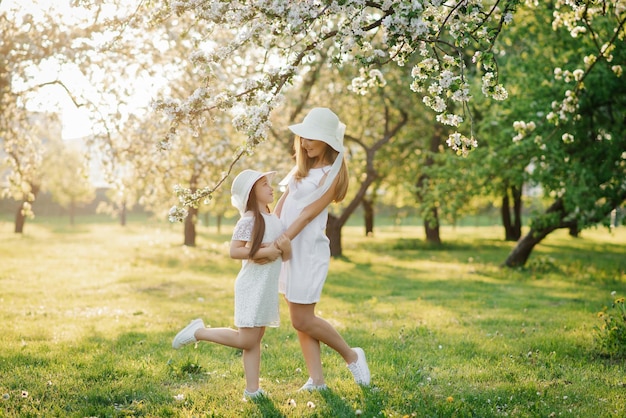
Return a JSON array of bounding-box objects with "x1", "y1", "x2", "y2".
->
[
  {"x1": 288, "y1": 302, "x2": 358, "y2": 366},
  {"x1": 296, "y1": 329, "x2": 323, "y2": 384},
  {"x1": 194, "y1": 326, "x2": 266, "y2": 392}
]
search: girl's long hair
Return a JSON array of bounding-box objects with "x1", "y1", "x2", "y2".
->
[
  {"x1": 293, "y1": 136, "x2": 349, "y2": 202},
  {"x1": 245, "y1": 179, "x2": 270, "y2": 259}
]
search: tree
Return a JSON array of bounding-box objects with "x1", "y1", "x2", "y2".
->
[
  {"x1": 41, "y1": 139, "x2": 95, "y2": 225},
  {"x1": 0, "y1": 0, "x2": 157, "y2": 232},
  {"x1": 0, "y1": 4, "x2": 69, "y2": 233},
  {"x1": 1, "y1": 112, "x2": 58, "y2": 232},
  {"x1": 503, "y1": 2, "x2": 626, "y2": 266},
  {"x1": 156, "y1": 1, "x2": 519, "y2": 217}
]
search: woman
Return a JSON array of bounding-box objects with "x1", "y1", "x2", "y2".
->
[{"x1": 276, "y1": 107, "x2": 370, "y2": 391}]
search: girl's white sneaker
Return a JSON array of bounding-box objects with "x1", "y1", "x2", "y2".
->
[
  {"x1": 172, "y1": 318, "x2": 205, "y2": 349},
  {"x1": 243, "y1": 388, "x2": 266, "y2": 400}
]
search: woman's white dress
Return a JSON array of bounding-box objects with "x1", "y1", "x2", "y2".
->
[
  {"x1": 279, "y1": 166, "x2": 331, "y2": 304},
  {"x1": 232, "y1": 212, "x2": 283, "y2": 328}
]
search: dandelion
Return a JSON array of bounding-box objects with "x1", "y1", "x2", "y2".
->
[
  {"x1": 356, "y1": 410, "x2": 363, "y2": 416},
  {"x1": 447, "y1": 396, "x2": 454, "y2": 402}
]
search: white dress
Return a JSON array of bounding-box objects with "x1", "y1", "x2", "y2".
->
[
  {"x1": 232, "y1": 212, "x2": 283, "y2": 328},
  {"x1": 279, "y1": 166, "x2": 331, "y2": 304}
]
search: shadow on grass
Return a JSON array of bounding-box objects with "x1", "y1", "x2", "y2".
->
[{"x1": 247, "y1": 395, "x2": 286, "y2": 417}]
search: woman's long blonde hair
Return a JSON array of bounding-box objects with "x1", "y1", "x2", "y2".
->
[{"x1": 293, "y1": 136, "x2": 349, "y2": 202}]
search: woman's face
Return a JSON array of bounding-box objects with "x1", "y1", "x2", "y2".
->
[{"x1": 300, "y1": 137, "x2": 328, "y2": 160}]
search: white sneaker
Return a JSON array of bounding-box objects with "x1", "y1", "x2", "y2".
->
[
  {"x1": 243, "y1": 388, "x2": 266, "y2": 400},
  {"x1": 347, "y1": 347, "x2": 370, "y2": 386},
  {"x1": 298, "y1": 377, "x2": 328, "y2": 392},
  {"x1": 172, "y1": 318, "x2": 204, "y2": 349}
]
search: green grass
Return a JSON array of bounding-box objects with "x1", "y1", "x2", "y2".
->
[{"x1": 1, "y1": 219, "x2": 625, "y2": 417}]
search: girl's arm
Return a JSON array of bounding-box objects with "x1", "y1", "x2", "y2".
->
[
  {"x1": 282, "y1": 176, "x2": 338, "y2": 241},
  {"x1": 230, "y1": 239, "x2": 282, "y2": 261}
]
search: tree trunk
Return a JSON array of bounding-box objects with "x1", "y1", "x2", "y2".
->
[
  {"x1": 363, "y1": 198, "x2": 374, "y2": 237},
  {"x1": 416, "y1": 124, "x2": 442, "y2": 245},
  {"x1": 326, "y1": 214, "x2": 342, "y2": 257},
  {"x1": 217, "y1": 213, "x2": 222, "y2": 235},
  {"x1": 568, "y1": 223, "x2": 579, "y2": 237},
  {"x1": 503, "y1": 225, "x2": 558, "y2": 267},
  {"x1": 503, "y1": 192, "x2": 626, "y2": 267},
  {"x1": 13, "y1": 184, "x2": 39, "y2": 234},
  {"x1": 424, "y1": 206, "x2": 441, "y2": 245},
  {"x1": 14, "y1": 204, "x2": 26, "y2": 233},
  {"x1": 70, "y1": 200, "x2": 76, "y2": 226},
  {"x1": 503, "y1": 199, "x2": 565, "y2": 267},
  {"x1": 501, "y1": 192, "x2": 512, "y2": 239},
  {"x1": 184, "y1": 206, "x2": 198, "y2": 246},
  {"x1": 512, "y1": 185, "x2": 522, "y2": 240},
  {"x1": 502, "y1": 185, "x2": 522, "y2": 241},
  {"x1": 119, "y1": 200, "x2": 127, "y2": 226}
]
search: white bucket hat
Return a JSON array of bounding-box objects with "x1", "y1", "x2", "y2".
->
[
  {"x1": 288, "y1": 107, "x2": 345, "y2": 152},
  {"x1": 280, "y1": 108, "x2": 347, "y2": 209},
  {"x1": 231, "y1": 169, "x2": 276, "y2": 215}
]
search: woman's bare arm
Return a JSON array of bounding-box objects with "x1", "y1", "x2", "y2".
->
[{"x1": 282, "y1": 176, "x2": 338, "y2": 241}]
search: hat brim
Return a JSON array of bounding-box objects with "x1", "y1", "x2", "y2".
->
[
  {"x1": 289, "y1": 124, "x2": 344, "y2": 152},
  {"x1": 232, "y1": 170, "x2": 277, "y2": 214}
]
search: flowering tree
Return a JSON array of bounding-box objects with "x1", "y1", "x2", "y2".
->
[
  {"x1": 41, "y1": 139, "x2": 95, "y2": 225},
  {"x1": 156, "y1": 0, "x2": 519, "y2": 221},
  {"x1": 0, "y1": 3, "x2": 71, "y2": 233}
]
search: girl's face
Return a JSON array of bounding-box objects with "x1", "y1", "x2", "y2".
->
[
  {"x1": 253, "y1": 176, "x2": 274, "y2": 209},
  {"x1": 300, "y1": 137, "x2": 328, "y2": 161}
]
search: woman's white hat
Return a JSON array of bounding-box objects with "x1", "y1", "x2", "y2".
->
[
  {"x1": 231, "y1": 169, "x2": 276, "y2": 215},
  {"x1": 288, "y1": 107, "x2": 345, "y2": 152}
]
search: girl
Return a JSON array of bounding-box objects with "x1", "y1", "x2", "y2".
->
[
  {"x1": 172, "y1": 169, "x2": 291, "y2": 400},
  {"x1": 275, "y1": 107, "x2": 370, "y2": 391}
]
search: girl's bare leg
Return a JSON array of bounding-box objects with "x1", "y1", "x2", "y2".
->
[{"x1": 194, "y1": 326, "x2": 265, "y2": 392}]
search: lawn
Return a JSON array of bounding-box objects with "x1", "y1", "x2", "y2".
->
[{"x1": 1, "y1": 218, "x2": 625, "y2": 417}]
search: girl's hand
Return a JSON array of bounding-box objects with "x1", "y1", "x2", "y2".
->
[
  {"x1": 253, "y1": 243, "x2": 281, "y2": 264},
  {"x1": 275, "y1": 235, "x2": 291, "y2": 252}
]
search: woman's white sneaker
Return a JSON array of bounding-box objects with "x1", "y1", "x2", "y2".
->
[
  {"x1": 172, "y1": 318, "x2": 204, "y2": 349},
  {"x1": 347, "y1": 347, "x2": 370, "y2": 385},
  {"x1": 298, "y1": 377, "x2": 328, "y2": 392}
]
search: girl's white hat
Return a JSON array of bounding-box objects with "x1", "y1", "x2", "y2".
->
[
  {"x1": 231, "y1": 169, "x2": 276, "y2": 215},
  {"x1": 288, "y1": 107, "x2": 346, "y2": 152}
]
